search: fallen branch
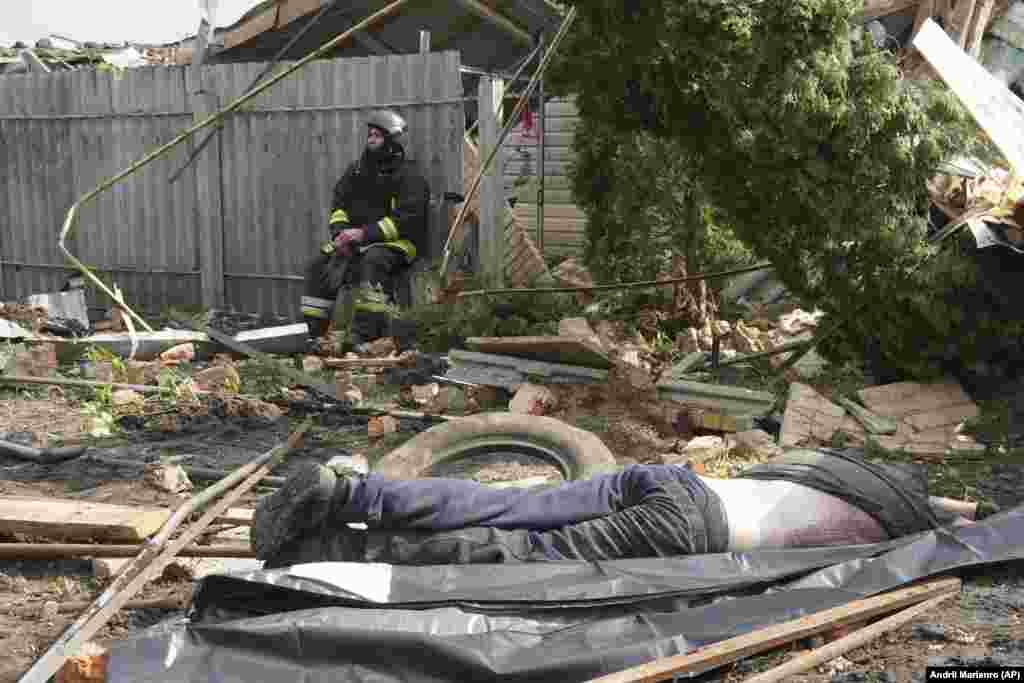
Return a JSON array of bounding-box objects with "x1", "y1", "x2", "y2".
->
[
  {"x1": 0, "y1": 543, "x2": 254, "y2": 560},
  {"x1": 743, "y1": 588, "x2": 960, "y2": 683},
  {"x1": 585, "y1": 576, "x2": 961, "y2": 683},
  {"x1": 457, "y1": 263, "x2": 775, "y2": 297},
  {"x1": 18, "y1": 420, "x2": 311, "y2": 683}
]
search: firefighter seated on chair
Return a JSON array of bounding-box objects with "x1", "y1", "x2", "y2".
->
[{"x1": 301, "y1": 109, "x2": 429, "y2": 353}]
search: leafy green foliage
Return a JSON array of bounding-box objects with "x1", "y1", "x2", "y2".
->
[
  {"x1": 403, "y1": 276, "x2": 584, "y2": 353},
  {"x1": 569, "y1": 119, "x2": 755, "y2": 284},
  {"x1": 548, "y1": 0, "x2": 1008, "y2": 378}
]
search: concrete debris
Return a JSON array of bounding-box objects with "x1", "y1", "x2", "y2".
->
[
  {"x1": 193, "y1": 364, "x2": 241, "y2": 393},
  {"x1": 368, "y1": 415, "x2": 399, "y2": 439},
  {"x1": 731, "y1": 320, "x2": 766, "y2": 354},
  {"x1": 55, "y1": 642, "x2": 107, "y2": 683},
  {"x1": 0, "y1": 318, "x2": 34, "y2": 340},
  {"x1": 777, "y1": 309, "x2": 824, "y2": 336},
  {"x1": 510, "y1": 383, "x2": 558, "y2": 415},
  {"x1": 143, "y1": 463, "x2": 194, "y2": 494},
  {"x1": 780, "y1": 382, "x2": 864, "y2": 448},
  {"x1": 301, "y1": 355, "x2": 325, "y2": 373},
  {"x1": 120, "y1": 360, "x2": 161, "y2": 385},
  {"x1": 14, "y1": 343, "x2": 57, "y2": 377},
  {"x1": 327, "y1": 454, "x2": 370, "y2": 476},
  {"x1": 159, "y1": 343, "x2": 196, "y2": 365},
  {"x1": 110, "y1": 389, "x2": 144, "y2": 408},
  {"x1": 411, "y1": 383, "x2": 440, "y2": 404},
  {"x1": 855, "y1": 380, "x2": 986, "y2": 457},
  {"x1": 676, "y1": 328, "x2": 701, "y2": 354},
  {"x1": 39, "y1": 599, "x2": 60, "y2": 621},
  {"x1": 679, "y1": 435, "x2": 729, "y2": 463},
  {"x1": 467, "y1": 335, "x2": 612, "y2": 369},
  {"x1": 837, "y1": 396, "x2": 898, "y2": 435},
  {"x1": 26, "y1": 289, "x2": 89, "y2": 329},
  {"x1": 363, "y1": 337, "x2": 397, "y2": 357},
  {"x1": 0, "y1": 302, "x2": 48, "y2": 332},
  {"x1": 726, "y1": 429, "x2": 783, "y2": 460},
  {"x1": 558, "y1": 317, "x2": 604, "y2": 348},
  {"x1": 552, "y1": 257, "x2": 596, "y2": 304},
  {"x1": 219, "y1": 397, "x2": 283, "y2": 421}
]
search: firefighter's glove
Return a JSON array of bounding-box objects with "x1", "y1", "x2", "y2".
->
[{"x1": 334, "y1": 227, "x2": 367, "y2": 250}]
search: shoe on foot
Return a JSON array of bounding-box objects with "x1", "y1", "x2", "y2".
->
[{"x1": 251, "y1": 462, "x2": 338, "y2": 560}]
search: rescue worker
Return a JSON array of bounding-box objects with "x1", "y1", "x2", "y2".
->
[{"x1": 301, "y1": 109, "x2": 429, "y2": 352}]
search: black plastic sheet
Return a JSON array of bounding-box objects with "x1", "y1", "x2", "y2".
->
[{"x1": 106, "y1": 505, "x2": 1024, "y2": 682}]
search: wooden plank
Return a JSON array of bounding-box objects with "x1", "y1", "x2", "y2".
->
[
  {"x1": 586, "y1": 577, "x2": 962, "y2": 683},
  {"x1": 914, "y1": 18, "x2": 1024, "y2": 173},
  {"x1": 223, "y1": 4, "x2": 279, "y2": 50},
  {"x1": 466, "y1": 336, "x2": 612, "y2": 369},
  {"x1": 744, "y1": 589, "x2": 960, "y2": 683},
  {"x1": 0, "y1": 497, "x2": 170, "y2": 543},
  {"x1": 513, "y1": 204, "x2": 586, "y2": 220},
  {"x1": 912, "y1": 0, "x2": 937, "y2": 41},
  {"x1": 950, "y1": 0, "x2": 980, "y2": 46},
  {"x1": 966, "y1": 0, "x2": 997, "y2": 56},
  {"x1": 858, "y1": 0, "x2": 919, "y2": 21}
]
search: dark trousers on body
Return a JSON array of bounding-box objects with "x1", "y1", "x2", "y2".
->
[
  {"x1": 301, "y1": 245, "x2": 405, "y2": 342},
  {"x1": 266, "y1": 464, "x2": 730, "y2": 567}
]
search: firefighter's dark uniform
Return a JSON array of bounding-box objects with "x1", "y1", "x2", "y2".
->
[{"x1": 301, "y1": 150, "x2": 430, "y2": 345}]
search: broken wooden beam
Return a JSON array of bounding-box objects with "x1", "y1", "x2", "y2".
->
[
  {"x1": 0, "y1": 497, "x2": 171, "y2": 543},
  {"x1": 585, "y1": 576, "x2": 961, "y2": 683},
  {"x1": 744, "y1": 588, "x2": 960, "y2": 683},
  {"x1": 0, "y1": 542, "x2": 255, "y2": 560},
  {"x1": 203, "y1": 325, "x2": 337, "y2": 399},
  {"x1": 322, "y1": 356, "x2": 414, "y2": 370},
  {"x1": 857, "y1": 0, "x2": 920, "y2": 21},
  {"x1": 466, "y1": 335, "x2": 613, "y2": 369}
]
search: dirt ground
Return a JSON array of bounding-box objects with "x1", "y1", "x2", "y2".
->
[{"x1": 1, "y1": 380, "x2": 1023, "y2": 683}]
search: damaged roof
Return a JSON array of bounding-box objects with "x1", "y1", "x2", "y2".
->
[{"x1": 208, "y1": 0, "x2": 563, "y2": 74}]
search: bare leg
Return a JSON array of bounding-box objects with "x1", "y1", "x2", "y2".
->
[{"x1": 929, "y1": 496, "x2": 977, "y2": 521}]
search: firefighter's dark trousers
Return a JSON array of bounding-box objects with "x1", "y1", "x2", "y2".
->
[{"x1": 301, "y1": 245, "x2": 406, "y2": 344}]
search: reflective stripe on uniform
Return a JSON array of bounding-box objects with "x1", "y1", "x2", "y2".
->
[
  {"x1": 302, "y1": 306, "x2": 330, "y2": 319},
  {"x1": 301, "y1": 295, "x2": 335, "y2": 310},
  {"x1": 353, "y1": 301, "x2": 394, "y2": 313},
  {"x1": 329, "y1": 208, "x2": 350, "y2": 225},
  {"x1": 360, "y1": 238, "x2": 416, "y2": 260},
  {"x1": 377, "y1": 216, "x2": 399, "y2": 240}
]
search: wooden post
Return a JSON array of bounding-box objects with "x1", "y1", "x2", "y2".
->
[
  {"x1": 419, "y1": 30, "x2": 431, "y2": 54},
  {"x1": 966, "y1": 0, "x2": 997, "y2": 57},
  {"x1": 188, "y1": 67, "x2": 226, "y2": 309},
  {"x1": 478, "y1": 76, "x2": 506, "y2": 288},
  {"x1": 949, "y1": 0, "x2": 979, "y2": 47}
]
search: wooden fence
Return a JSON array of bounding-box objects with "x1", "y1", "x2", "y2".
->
[
  {"x1": 503, "y1": 96, "x2": 583, "y2": 257},
  {"x1": 0, "y1": 52, "x2": 463, "y2": 317}
]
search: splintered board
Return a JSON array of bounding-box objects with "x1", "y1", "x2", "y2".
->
[
  {"x1": 0, "y1": 497, "x2": 171, "y2": 543},
  {"x1": 465, "y1": 336, "x2": 612, "y2": 369}
]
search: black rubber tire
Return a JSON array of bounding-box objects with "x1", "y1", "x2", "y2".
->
[{"x1": 373, "y1": 412, "x2": 618, "y2": 481}]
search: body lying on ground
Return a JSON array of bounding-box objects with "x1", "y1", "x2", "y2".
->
[{"x1": 251, "y1": 448, "x2": 978, "y2": 568}]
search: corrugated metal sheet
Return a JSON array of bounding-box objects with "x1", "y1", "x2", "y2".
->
[{"x1": 1, "y1": 52, "x2": 462, "y2": 317}]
